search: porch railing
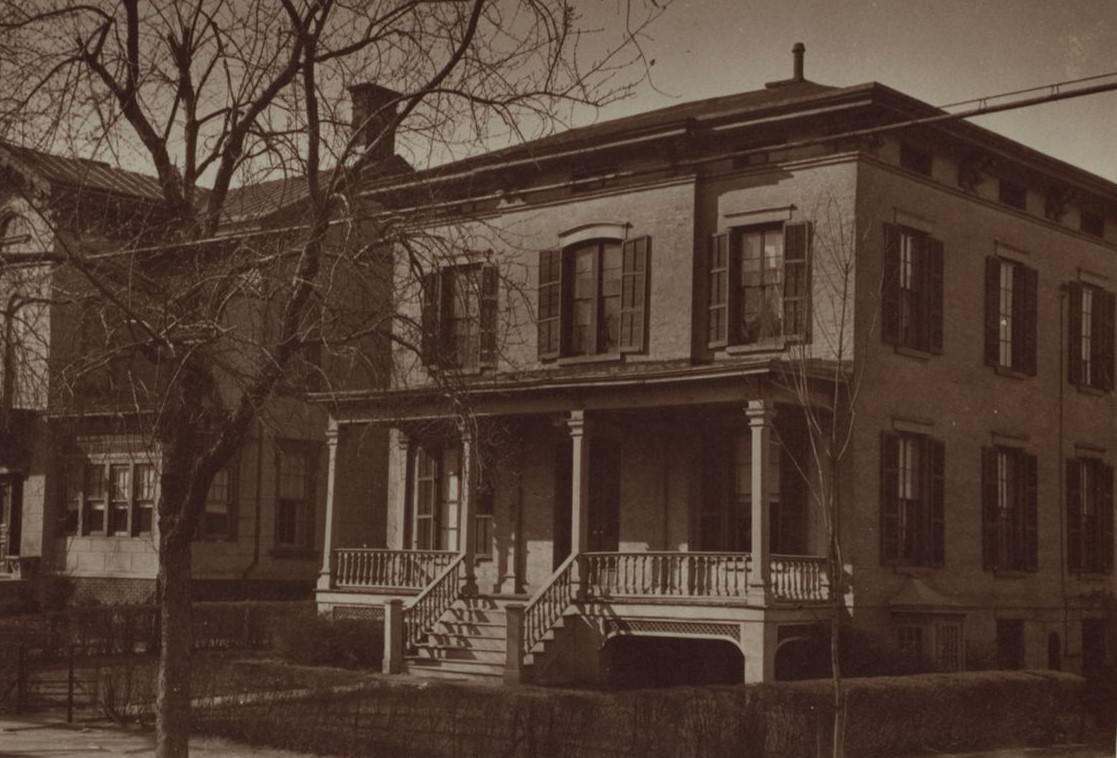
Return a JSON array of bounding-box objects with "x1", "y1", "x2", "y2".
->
[
  {"x1": 583, "y1": 551, "x2": 751, "y2": 599},
  {"x1": 521, "y1": 552, "x2": 580, "y2": 656},
  {"x1": 770, "y1": 554, "x2": 829, "y2": 602},
  {"x1": 403, "y1": 553, "x2": 465, "y2": 649},
  {"x1": 332, "y1": 549, "x2": 456, "y2": 590}
]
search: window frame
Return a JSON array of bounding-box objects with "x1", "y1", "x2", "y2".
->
[
  {"x1": 984, "y1": 256, "x2": 1037, "y2": 375},
  {"x1": 273, "y1": 441, "x2": 319, "y2": 554},
  {"x1": 537, "y1": 236, "x2": 651, "y2": 361},
  {"x1": 196, "y1": 463, "x2": 237, "y2": 542},
  {"x1": 882, "y1": 223, "x2": 944, "y2": 354},
  {"x1": 60, "y1": 457, "x2": 159, "y2": 539},
  {"x1": 1068, "y1": 281, "x2": 1115, "y2": 392},
  {"x1": 981, "y1": 445, "x2": 1038, "y2": 573},
  {"x1": 421, "y1": 261, "x2": 499, "y2": 371},
  {"x1": 706, "y1": 222, "x2": 812, "y2": 350},
  {"x1": 1066, "y1": 455, "x2": 1114, "y2": 575},
  {"x1": 880, "y1": 430, "x2": 945, "y2": 567}
]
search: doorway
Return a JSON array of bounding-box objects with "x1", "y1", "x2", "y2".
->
[{"x1": 588, "y1": 438, "x2": 620, "y2": 552}]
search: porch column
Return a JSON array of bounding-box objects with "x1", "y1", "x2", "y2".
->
[
  {"x1": 458, "y1": 420, "x2": 478, "y2": 595},
  {"x1": 567, "y1": 410, "x2": 590, "y2": 590},
  {"x1": 747, "y1": 400, "x2": 772, "y2": 603},
  {"x1": 316, "y1": 418, "x2": 340, "y2": 591},
  {"x1": 395, "y1": 430, "x2": 411, "y2": 550}
]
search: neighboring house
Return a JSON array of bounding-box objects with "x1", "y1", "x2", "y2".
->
[
  {"x1": 314, "y1": 46, "x2": 1117, "y2": 685},
  {"x1": 0, "y1": 84, "x2": 400, "y2": 607}
]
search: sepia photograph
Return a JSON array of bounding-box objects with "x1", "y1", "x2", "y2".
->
[{"x1": 0, "y1": 1, "x2": 1114, "y2": 756}]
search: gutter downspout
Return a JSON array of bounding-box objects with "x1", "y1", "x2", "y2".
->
[{"x1": 240, "y1": 419, "x2": 265, "y2": 592}]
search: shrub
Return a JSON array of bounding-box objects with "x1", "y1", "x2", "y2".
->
[{"x1": 272, "y1": 615, "x2": 383, "y2": 669}]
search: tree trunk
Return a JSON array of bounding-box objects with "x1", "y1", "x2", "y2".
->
[
  {"x1": 156, "y1": 523, "x2": 193, "y2": 757},
  {"x1": 829, "y1": 457, "x2": 845, "y2": 758}
]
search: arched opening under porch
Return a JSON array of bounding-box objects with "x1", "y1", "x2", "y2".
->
[{"x1": 602, "y1": 635, "x2": 744, "y2": 688}]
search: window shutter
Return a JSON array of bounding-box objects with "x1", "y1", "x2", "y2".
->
[
  {"x1": 925, "y1": 236, "x2": 945, "y2": 354},
  {"x1": 707, "y1": 233, "x2": 730, "y2": 347},
  {"x1": 420, "y1": 271, "x2": 442, "y2": 365},
  {"x1": 439, "y1": 268, "x2": 455, "y2": 360},
  {"x1": 1066, "y1": 459, "x2": 1082, "y2": 573},
  {"x1": 537, "y1": 250, "x2": 562, "y2": 360},
  {"x1": 984, "y1": 257, "x2": 1000, "y2": 366},
  {"x1": 1067, "y1": 282, "x2": 1083, "y2": 386},
  {"x1": 620, "y1": 236, "x2": 650, "y2": 353},
  {"x1": 1101, "y1": 463, "x2": 1114, "y2": 573},
  {"x1": 782, "y1": 222, "x2": 812, "y2": 342},
  {"x1": 881, "y1": 224, "x2": 901, "y2": 345},
  {"x1": 1100, "y1": 289, "x2": 1116, "y2": 391},
  {"x1": 981, "y1": 447, "x2": 999, "y2": 571},
  {"x1": 880, "y1": 432, "x2": 900, "y2": 563},
  {"x1": 928, "y1": 437, "x2": 945, "y2": 568},
  {"x1": 1018, "y1": 264, "x2": 1038, "y2": 375},
  {"x1": 1023, "y1": 453, "x2": 1038, "y2": 572},
  {"x1": 479, "y1": 264, "x2": 499, "y2": 368}
]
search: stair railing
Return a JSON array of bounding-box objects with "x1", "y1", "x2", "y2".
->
[
  {"x1": 403, "y1": 553, "x2": 466, "y2": 649},
  {"x1": 521, "y1": 552, "x2": 581, "y2": 657}
]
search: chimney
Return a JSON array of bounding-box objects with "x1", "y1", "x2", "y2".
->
[
  {"x1": 349, "y1": 83, "x2": 401, "y2": 162},
  {"x1": 792, "y1": 42, "x2": 805, "y2": 82}
]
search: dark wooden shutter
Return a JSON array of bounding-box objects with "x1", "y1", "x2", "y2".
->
[
  {"x1": 782, "y1": 222, "x2": 812, "y2": 341},
  {"x1": 1023, "y1": 452, "x2": 1038, "y2": 571},
  {"x1": 420, "y1": 271, "x2": 442, "y2": 365},
  {"x1": 1101, "y1": 463, "x2": 1114, "y2": 572},
  {"x1": 620, "y1": 236, "x2": 650, "y2": 353},
  {"x1": 985, "y1": 257, "x2": 1001, "y2": 366},
  {"x1": 981, "y1": 447, "x2": 999, "y2": 571},
  {"x1": 479, "y1": 264, "x2": 499, "y2": 368},
  {"x1": 1067, "y1": 282, "x2": 1083, "y2": 386},
  {"x1": 880, "y1": 432, "x2": 900, "y2": 563},
  {"x1": 1018, "y1": 264, "x2": 1038, "y2": 375},
  {"x1": 928, "y1": 437, "x2": 945, "y2": 568},
  {"x1": 707, "y1": 233, "x2": 729, "y2": 347},
  {"x1": 925, "y1": 236, "x2": 944, "y2": 354},
  {"x1": 882, "y1": 223, "x2": 901, "y2": 345},
  {"x1": 1100, "y1": 289, "x2": 1115, "y2": 391},
  {"x1": 537, "y1": 250, "x2": 562, "y2": 360},
  {"x1": 1066, "y1": 458, "x2": 1082, "y2": 573}
]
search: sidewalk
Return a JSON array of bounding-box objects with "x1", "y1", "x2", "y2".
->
[{"x1": 0, "y1": 715, "x2": 316, "y2": 757}]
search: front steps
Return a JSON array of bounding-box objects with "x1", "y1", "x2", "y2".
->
[{"x1": 405, "y1": 596, "x2": 520, "y2": 683}]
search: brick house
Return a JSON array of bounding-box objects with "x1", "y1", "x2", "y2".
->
[
  {"x1": 0, "y1": 99, "x2": 402, "y2": 607},
  {"x1": 314, "y1": 47, "x2": 1117, "y2": 684}
]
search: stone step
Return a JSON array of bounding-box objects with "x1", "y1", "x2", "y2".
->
[
  {"x1": 442, "y1": 608, "x2": 505, "y2": 624},
  {"x1": 415, "y1": 644, "x2": 505, "y2": 663},
  {"x1": 433, "y1": 620, "x2": 507, "y2": 637},
  {"x1": 406, "y1": 656, "x2": 505, "y2": 681},
  {"x1": 425, "y1": 633, "x2": 506, "y2": 651}
]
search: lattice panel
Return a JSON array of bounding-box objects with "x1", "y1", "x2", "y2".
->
[
  {"x1": 603, "y1": 618, "x2": 740, "y2": 643},
  {"x1": 332, "y1": 605, "x2": 385, "y2": 621}
]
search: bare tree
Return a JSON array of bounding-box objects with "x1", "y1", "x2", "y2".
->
[
  {"x1": 0, "y1": 2, "x2": 666, "y2": 755},
  {"x1": 777, "y1": 191, "x2": 875, "y2": 758}
]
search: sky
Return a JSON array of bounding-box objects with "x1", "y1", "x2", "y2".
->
[{"x1": 579, "y1": 0, "x2": 1117, "y2": 182}]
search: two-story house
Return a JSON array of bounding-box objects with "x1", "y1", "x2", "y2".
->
[
  {"x1": 313, "y1": 46, "x2": 1117, "y2": 685},
  {"x1": 0, "y1": 82, "x2": 404, "y2": 608}
]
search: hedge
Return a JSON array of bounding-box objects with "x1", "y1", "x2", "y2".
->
[{"x1": 192, "y1": 670, "x2": 1094, "y2": 758}]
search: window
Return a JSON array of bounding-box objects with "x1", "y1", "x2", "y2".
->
[
  {"x1": 707, "y1": 223, "x2": 811, "y2": 348},
  {"x1": 880, "y1": 431, "x2": 945, "y2": 566},
  {"x1": 1068, "y1": 282, "x2": 1115, "y2": 391},
  {"x1": 275, "y1": 444, "x2": 318, "y2": 551},
  {"x1": 1081, "y1": 210, "x2": 1105, "y2": 238},
  {"x1": 537, "y1": 236, "x2": 650, "y2": 359},
  {"x1": 896, "y1": 625, "x2": 924, "y2": 657},
  {"x1": 1066, "y1": 457, "x2": 1114, "y2": 574},
  {"x1": 998, "y1": 179, "x2": 1027, "y2": 210},
  {"x1": 198, "y1": 466, "x2": 236, "y2": 540},
  {"x1": 894, "y1": 618, "x2": 964, "y2": 671},
  {"x1": 413, "y1": 446, "x2": 439, "y2": 550},
  {"x1": 984, "y1": 257, "x2": 1037, "y2": 374},
  {"x1": 935, "y1": 621, "x2": 963, "y2": 672},
  {"x1": 62, "y1": 458, "x2": 157, "y2": 537},
  {"x1": 421, "y1": 263, "x2": 498, "y2": 370},
  {"x1": 981, "y1": 446, "x2": 1038, "y2": 572},
  {"x1": 899, "y1": 143, "x2": 932, "y2": 177},
  {"x1": 882, "y1": 224, "x2": 943, "y2": 353}
]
